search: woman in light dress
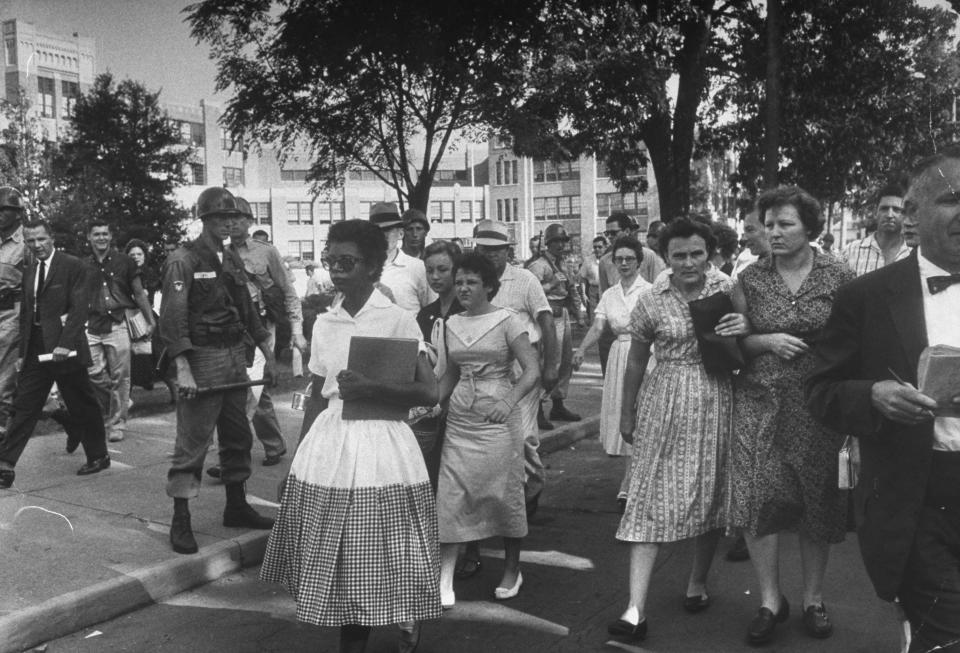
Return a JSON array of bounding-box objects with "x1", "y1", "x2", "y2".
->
[
  {"x1": 436, "y1": 252, "x2": 540, "y2": 607},
  {"x1": 608, "y1": 219, "x2": 750, "y2": 645},
  {"x1": 260, "y1": 220, "x2": 439, "y2": 653},
  {"x1": 572, "y1": 236, "x2": 652, "y2": 508}
]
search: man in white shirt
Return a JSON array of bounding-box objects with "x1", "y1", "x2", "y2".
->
[
  {"x1": 731, "y1": 210, "x2": 771, "y2": 279},
  {"x1": 369, "y1": 202, "x2": 434, "y2": 313},
  {"x1": 806, "y1": 147, "x2": 960, "y2": 653},
  {"x1": 841, "y1": 184, "x2": 911, "y2": 276}
]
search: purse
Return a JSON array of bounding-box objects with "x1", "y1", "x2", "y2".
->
[
  {"x1": 838, "y1": 435, "x2": 860, "y2": 489},
  {"x1": 687, "y1": 292, "x2": 745, "y2": 374}
]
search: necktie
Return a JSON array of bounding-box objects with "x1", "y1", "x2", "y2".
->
[
  {"x1": 926, "y1": 274, "x2": 960, "y2": 295},
  {"x1": 35, "y1": 259, "x2": 45, "y2": 320}
]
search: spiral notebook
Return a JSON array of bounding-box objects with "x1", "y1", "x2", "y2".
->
[{"x1": 341, "y1": 336, "x2": 419, "y2": 421}]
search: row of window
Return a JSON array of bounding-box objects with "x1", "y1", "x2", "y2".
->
[
  {"x1": 496, "y1": 198, "x2": 520, "y2": 223},
  {"x1": 36, "y1": 77, "x2": 79, "y2": 119},
  {"x1": 596, "y1": 191, "x2": 649, "y2": 218},
  {"x1": 495, "y1": 192, "x2": 647, "y2": 222},
  {"x1": 495, "y1": 160, "x2": 518, "y2": 186},
  {"x1": 534, "y1": 195, "x2": 581, "y2": 221}
]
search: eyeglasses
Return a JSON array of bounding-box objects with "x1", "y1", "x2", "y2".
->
[
  {"x1": 613, "y1": 256, "x2": 637, "y2": 264},
  {"x1": 322, "y1": 255, "x2": 364, "y2": 272}
]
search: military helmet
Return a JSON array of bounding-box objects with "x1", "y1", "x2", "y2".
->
[
  {"x1": 195, "y1": 186, "x2": 241, "y2": 220},
  {"x1": 234, "y1": 197, "x2": 254, "y2": 219},
  {"x1": 542, "y1": 223, "x2": 570, "y2": 244},
  {"x1": 0, "y1": 187, "x2": 25, "y2": 212}
]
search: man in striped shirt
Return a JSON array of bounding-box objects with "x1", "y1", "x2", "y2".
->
[{"x1": 842, "y1": 184, "x2": 911, "y2": 276}]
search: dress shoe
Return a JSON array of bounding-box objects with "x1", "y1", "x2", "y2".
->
[
  {"x1": 206, "y1": 465, "x2": 222, "y2": 479},
  {"x1": 108, "y1": 429, "x2": 124, "y2": 443},
  {"x1": 549, "y1": 400, "x2": 581, "y2": 422},
  {"x1": 170, "y1": 510, "x2": 198, "y2": 554},
  {"x1": 607, "y1": 617, "x2": 647, "y2": 641},
  {"x1": 494, "y1": 572, "x2": 523, "y2": 600},
  {"x1": 441, "y1": 589, "x2": 455, "y2": 610},
  {"x1": 0, "y1": 469, "x2": 14, "y2": 489},
  {"x1": 683, "y1": 593, "x2": 711, "y2": 613},
  {"x1": 726, "y1": 535, "x2": 750, "y2": 562},
  {"x1": 748, "y1": 595, "x2": 789, "y2": 645},
  {"x1": 263, "y1": 450, "x2": 286, "y2": 466},
  {"x1": 537, "y1": 404, "x2": 554, "y2": 430},
  {"x1": 223, "y1": 482, "x2": 274, "y2": 529},
  {"x1": 802, "y1": 602, "x2": 833, "y2": 639},
  {"x1": 77, "y1": 455, "x2": 111, "y2": 476},
  {"x1": 454, "y1": 554, "x2": 481, "y2": 580}
]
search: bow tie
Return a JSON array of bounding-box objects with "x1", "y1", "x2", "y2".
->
[{"x1": 927, "y1": 274, "x2": 960, "y2": 294}]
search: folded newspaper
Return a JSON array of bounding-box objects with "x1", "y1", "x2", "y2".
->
[{"x1": 918, "y1": 344, "x2": 960, "y2": 418}]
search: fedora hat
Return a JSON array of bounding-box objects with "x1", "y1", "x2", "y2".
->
[
  {"x1": 473, "y1": 220, "x2": 512, "y2": 247},
  {"x1": 369, "y1": 201, "x2": 403, "y2": 228}
]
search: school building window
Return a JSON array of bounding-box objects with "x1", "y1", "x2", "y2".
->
[
  {"x1": 596, "y1": 192, "x2": 648, "y2": 218},
  {"x1": 286, "y1": 201, "x2": 313, "y2": 225},
  {"x1": 281, "y1": 169, "x2": 309, "y2": 182},
  {"x1": 316, "y1": 201, "x2": 345, "y2": 223},
  {"x1": 251, "y1": 202, "x2": 271, "y2": 225},
  {"x1": 37, "y1": 77, "x2": 55, "y2": 118},
  {"x1": 289, "y1": 240, "x2": 315, "y2": 261},
  {"x1": 533, "y1": 159, "x2": 579, "y2": 183},
  {"x1": 222, "y1": 166, "x2": 244, "y2": 187}
]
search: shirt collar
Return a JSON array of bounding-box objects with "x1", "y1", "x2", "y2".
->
[
  {"x1": 328, "y1": 287, "x2": 393, "y2": 319},
  {"x1": 653, "y1": 265, "x2": 726, "y2": 295},
  {"x1": 918, "y1": 247, "x2": 956, "y2": 278},
  {"x1": 388, "y1": 249, "x2": 412, "y2": 268}
]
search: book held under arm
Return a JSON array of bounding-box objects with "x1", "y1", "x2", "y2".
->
[
  {"x1": 918, "y1": 344, "x2": 960, "y2": 418},
  {"x1": 341, "y1": 336, "x2": 419, "y2": 421}
]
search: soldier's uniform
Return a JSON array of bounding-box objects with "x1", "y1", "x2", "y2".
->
[{"x1": 160, "y1": 236, "x2": 269, "y2": 498}]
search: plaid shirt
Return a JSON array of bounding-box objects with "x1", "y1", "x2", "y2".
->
[{"x1": 841, "y1": 235, "x2": 911, "y2": 277}]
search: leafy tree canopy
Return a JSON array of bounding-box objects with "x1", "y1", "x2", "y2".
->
[
  {"x1": 187, "y1": 0, "x2": 548, "y2": 211},
  {"x1": 50, "y1": 73, "x2": 191, "y2": 255},
  {"x1": 704, "y1": 0, "x2": 960, "y2": 209}
]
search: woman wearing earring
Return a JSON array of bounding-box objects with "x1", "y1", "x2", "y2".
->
[
  {"x1": 260, "y1": 220, "x2": 440, "y2": 653},
  {"x1": 732, "y1": 186, "x2": 854, "y2": 645},
  {"x1": 436, "y1": 252, "x2": 540, "y2": 608}
]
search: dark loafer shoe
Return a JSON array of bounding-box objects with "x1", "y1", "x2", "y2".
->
[
  {"x1": 802, "y1": 603, "x2": 833, "y2": 639},
  {"x1": 748, "y1": 595, "x2": 789, "y2": 645},
  {"x1": 77, "y1": 455, "x2": 111, "y2": 476},
  {"x1": 262, "y1": 450, "x2": 286, "y2": 466},
  {"x1": 0, "y1": 469, "x2": 14, "y2": 489},
  {"x1": 683, "y1": 593, "x2": 710, "y2": 613},
  {"x1": 608, "y1": 617, "x2": 647, "y2": 642}
]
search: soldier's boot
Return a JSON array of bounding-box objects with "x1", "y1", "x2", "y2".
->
[
  {"x1": 170, "y1": 498, "x2": 199, "y2": 555},
  {"x1": 223, "y1": 482, "x2": 274, "y2": 529},
  {"x1": 550, "y1": 398, "x2": 581, "y2": 422}
]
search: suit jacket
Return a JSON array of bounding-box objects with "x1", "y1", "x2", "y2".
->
[
  {"x1": 804, "y1": 252, "x2": 932, "y2": 601},
  {"x1": 20, "y1": 251, "x2": 92, "y2": 366}
]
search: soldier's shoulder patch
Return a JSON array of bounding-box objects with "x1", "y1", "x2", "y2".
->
[{"x1": 173, "y1": 280, "x2": 184, "y2": 292}]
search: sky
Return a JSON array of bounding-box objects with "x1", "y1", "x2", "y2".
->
[{"x1": 1, "y1": 0, "x2": 220, "y2": 105}]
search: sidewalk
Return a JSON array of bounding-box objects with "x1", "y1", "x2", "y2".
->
[{"x1": 0, "y1": 360, "x2": 604, "y2": 653}]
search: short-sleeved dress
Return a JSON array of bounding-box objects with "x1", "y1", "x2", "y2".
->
[
  {"x1": 732, "y1": 252, "x2": 854, "y2": 543},
  {"x1": 596, "y1": 275, "x2": 652, "y2": 456},
  {"x1": 617, "y1": 268, "x2": 734, "y2": 543},
  {"x1": 436, "y1": 308, "x2": 529, "y2": 542},
  {"x1": 260, "y1": 289, "x2": 441, "y2": 627}
]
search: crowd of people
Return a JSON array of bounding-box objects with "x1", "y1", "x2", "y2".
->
[{"x1": 0, "y1": 140, "x2": 956, "y2": 653}]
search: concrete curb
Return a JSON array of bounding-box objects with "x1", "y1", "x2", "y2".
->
[
  {"x1": 3, "y1": 414, "x2": 599, "y2": 653},
  {"x1": 539, "y1": 415, "x2": 600, "y2": 456},
  {"x1": 0, "y1": 530, "x2": 269, "y2": 653}
]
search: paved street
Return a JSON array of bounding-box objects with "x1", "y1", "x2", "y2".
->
[{"x1": 43, "y1": 423, "x2": 899, "y2": 652}]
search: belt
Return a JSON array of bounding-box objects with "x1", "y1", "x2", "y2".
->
[
  {"x1": 193, "y1": 331, "x2": 245, "y2": 348},
  {"x1": 616, "y1": 334, "x2": 632, "y2": 343}
]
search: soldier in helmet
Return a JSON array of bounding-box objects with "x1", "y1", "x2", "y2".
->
[
  {"x1": 159, "y1": 186, "x2": 277, "y2": 555},
  {"x1": 205, "y1": 197, "x2": 304, "y2": 479},
  {"x1": 0, "y1": 187, "x2": 25, "y2": 434},
  {"x1": 526, "y1": 223, "x2": 582, "y2": 426}
]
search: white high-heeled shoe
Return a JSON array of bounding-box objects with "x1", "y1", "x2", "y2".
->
[
  {"x1": 441, "y1": 589, "x2": 456, "y2": 610},
  {"x1": 494, "y1": 572, "x2": 523, "y2": 600}
]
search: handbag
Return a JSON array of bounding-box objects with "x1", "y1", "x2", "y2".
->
[
  {"x1": 125, "y1": 308, "x2": 151, "y2": 340},
  {"x1": 687, "y1": 292, "x2": 745, "y2": 374},
  {"x1": 838, "y1": 435, "x2": 860, "y2": 489}
]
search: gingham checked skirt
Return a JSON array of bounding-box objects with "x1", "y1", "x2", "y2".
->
[{"x1": 260, "y1": 404, "x2": 441, "y2": 626}]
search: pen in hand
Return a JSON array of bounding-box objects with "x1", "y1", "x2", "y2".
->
[{"x1": 888, "y1": 367, "x2": 936, "y2": 418}]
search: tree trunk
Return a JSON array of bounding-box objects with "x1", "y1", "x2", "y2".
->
[
  {"x1": 406, "y1": 174, "x2": 432, "y2": 213},
  {"x1": 763, "y1": 0, "x2": 782, "y2": 188}
]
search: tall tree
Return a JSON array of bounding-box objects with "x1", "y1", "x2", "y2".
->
[
  {"x1": 50, "y1": 73, "x2": 191, "y2": 255},
  {"x1": 704, "y1": 0, "x2": 960, "y2": 207},
  {"x1": 0, "y1": 89, "x2": 58, "y2": 215},
  {"x1": 186, "y1": 0, "x2": 546, "y2": 212},
  {"x1": 500, "y1": 0, "x2": 750, "y2": 222}
]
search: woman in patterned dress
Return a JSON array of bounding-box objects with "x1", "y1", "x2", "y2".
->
[
  {"x1": 572, "y1": 236, "x2": 652, "y2": 507},
  {"x1": 260, "y1": 220, "x2": 440, "y2": 653},
  {"x1": 732, "y1": 186, "x2": 854, "y2": 645},
  {"x1": 608, "y1": 219, "x2": 750, "y2": 644},
  {"x1": 436, "y1": 253, "x2": 540, "y2": 607}
]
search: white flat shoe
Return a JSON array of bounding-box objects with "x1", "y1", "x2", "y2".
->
[
  {"x1": 494, "y1": 572, "x2": 523, "y2": 600},
  {"x1": 441, "y1": 589, "x2": 455, "y2": 610}
]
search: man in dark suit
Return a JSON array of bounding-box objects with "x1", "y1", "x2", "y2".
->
[
  {"x1": 805, "y1": 147, "x2": 960, "y2": 653},
  {"x1": 0, "y1": 219, "x2": 109, "y2": 489}
]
